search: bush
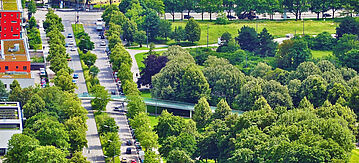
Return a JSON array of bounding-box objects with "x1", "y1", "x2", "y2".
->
[
  {"x1": 312, "y1": 32, "x2": 335, "y2": 50},
  {"x1": 215, "y1": 13, "x2": 229, "y2": 25}
]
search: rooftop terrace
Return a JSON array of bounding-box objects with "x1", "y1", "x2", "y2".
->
[
  {"x1": 0, "y1": 39, "x2": 30, "y2": 61},
  {"x1": 0, "y1": 0, "x2": 20, "y2": 11}
]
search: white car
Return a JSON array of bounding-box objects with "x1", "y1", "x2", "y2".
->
[
  {"x1": 70, "y1": 48, "x2": 76, "y2": 51},
  {"x1": 100, "y1": 41, "x2": 106, "y2": 46}
]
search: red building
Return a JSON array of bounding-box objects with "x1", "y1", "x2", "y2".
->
[
  {"x1": 0, "y1": 0, "x2": 22, "y2": 39},
  {"x1": 0, "y1": 0, "x2": 33, "y2": 90}
]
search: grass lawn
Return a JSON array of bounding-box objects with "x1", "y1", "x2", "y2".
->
[
  {"x1": 311, "y1": 50, "x2": 332, "y2": 59},
  {"x1": 135, "y1": 52, "x2": 147, "y2": 71},
  {"x1": 140, "y1": 89, "x2": 152, "y2": 98},
  {"x1": 350, "y1": 149, "x2": 359, "y2": 163},
  {"x1": 127, "y1": 46, "x2": 168, "y2": 50},
  {"x1": 172, "y1": 20, "x2": 338, "y2": 45}
]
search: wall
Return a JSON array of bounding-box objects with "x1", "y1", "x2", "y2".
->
[
  {"x1": 0, "y1": 78, "x2": 34, "y2": 90},
  {"x1": 0, "y1": 11, "x2": 21, "y2": 40},
  {"x1": 0, "y1": 61, "x2": 30, "y2": 73}
]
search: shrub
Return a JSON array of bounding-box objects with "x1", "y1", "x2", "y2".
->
[{"x1": 215, "y1": 13, "x2": 229, "y2": 25}]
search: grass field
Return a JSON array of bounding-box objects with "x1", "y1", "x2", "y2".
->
[
  {"x1": 311, "y1": 50, "x2": 332, "y2": 59},
  {"x1": 350, "y1": 149, "x2": 359, "y2": 163},
  {"x1": 172, "y1": 20, "x2": 338, "y2": 45},
  {"x1": 140, "y1": 89, "x2": 152, "y2": 98},
  {"x1": 135, "y1": 52, "x2": 147, "y2": 71}
]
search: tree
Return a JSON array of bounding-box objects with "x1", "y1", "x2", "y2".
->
[
  {"x1": 27, "y1": 146, "x2": 67, "y2": 163},
  {"x1": 258, "y1": 28, "x2": 277, "y2": 57},
  {"x1": 101, "y1": 132, "x2": 121, "y2": 159},
  {"x1": 312, "y1": 32, "x2": 335, "y2": 50},
  {"x1": 235, "y1": 26, "x2": 259, "y2": 52},
  {"x1": 28, "y1": 16, "x2": 37, "y2": 29},
  {"x1": 163, "y1": 0, "x2": 181, "y2": 21},
  {"x1": 309, "y1": 0, "x2": 329, "y2": 19},
  {"x1": 137, "y1": 55, "x2": 168, "y2": 86},
  {"x1": 54, "y1": 68, "x2": 77, "y2": 92},
  {"x1": 328, "y1": 0, "x2": 342, "y2": 18},
  {"x1": 250, "y1": 62, "x2": 272, "y2": 78},
  {"x1": 123, "y1": 80, "x2": 140, "y2": 96},
  {"x1": 205, "y1": 0, "x2": 223, "y2": 21},
  {"x1": 193, "y1": 97, "x2": 212, "y2": 129},
  {"x1": 236, "y1": 78, "x2": 264, "y2": 111},
  {"x1": 65, "y1": 117, "x2": 88, "y2": 153},
  {"x1": 167, "y1": 149, "x2": 194, "y2": 163},
  {"x1": 127, "y1": 95, "x2": 147, "y2": 119},
  {"x1": 142, "y1": 9, "x2": 160, "y2": 41},
  {"x1": 133, "y1": 30, "x2": 147, "y2": 47},
  {"x1": 30, "y1": 118, "x2": 70, "y2": 149},
  {"x1": 275, "y1": 39, "x2": 312, "y2": 69},
  {"x1": 283, "y1": 0, "x2": 310, "y2": 20},
  {"x1": 89, "y1": 66, "x2": 100, "y2": 78},
  {"x1": 185, "y1": 18, "x2": 201, "y2": 43},
  {"x1": 70, "y1": 151, "x2": 90, "y2": 163},
  {"x1": 155, "y1": 110, "x2": 186, "y2": 141},
  {"x1": 81, "y1": 52, "x2": 97, "y2": 67},
  {"x1": 342, "y1": 49, "x2": 359, "y2": 72},
  {"x1": 213, "y1": 99, "x2": 232, "y2": 120},
  {"x1": 123, "y1": 19, "x2": 138, "y2": 45},
  {"x1": 203, "y1": 56, "x2": 244, "y2": 105},
  {"x1": 171, "y1": 26, "x2": 187, "y2": 43},
  {"x1": 328, "y1": 82, "x2": 349, "y2": 104},
  {"x1": 78, "y1": 36, "x2": 94, "y2": 52},
  {"x1": 10, "y1": 80, "x2": 20, "y2": 91},
  {"x1": 158, "y1": 20, "x2": 172, "y2": 39},
  {"x1": 336, "y1": 17, "x2": 359, "y2": 38},
  {"x1": 301, "y1": 75, "x2": 328, "y2": 107},
  {"x1": 28, "y1": 0, "x2": 37, "y2": 16},
  {"x1": 261, "y1": 80, "x2": 293, "y2": 109},
  {"x1": 91, "y1": 85, "x2": 110, "y2": 111},
  {"x1": 144, "y1": 150, "x2": 161, "y2": 163},
  {"x1": 295, "y1": 61, "x2": 321, "y2": 81},
  {"x1": 137, "y1": 131, "x2": 159, "y2": 151},
  {"x1": 125, "y1": 2, "x2": 145, "y2": 26},
  {"x1": 333, "y1": 34, "x2": 359, "y2": 61},
  {"x1": 22, "y1": 94, "x2": 46, "y2": 119},
  {"x1": 5, "y1": 134, "x2": 40, "y2": 163}
]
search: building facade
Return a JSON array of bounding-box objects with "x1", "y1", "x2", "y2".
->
[{"x1": 0, "y1": 0, "x2": 33, "y2": 90}]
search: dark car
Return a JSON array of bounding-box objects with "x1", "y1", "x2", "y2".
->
[
  {"x1": 111, "y1": 91, "x2": 116, "y2": 95},
  {"x1": 126, "y1": 147, "x2": 132, "y2": 154},
  {"x1": 184, "y1": 15, "x2": 194, "y2": 19},
  {"x1": 100, "y1": 35, "x2": 105, "y2": 39},
  {"x1": 73, "y1": 74, "x2": 79, "y2": 79},
  {"x1": 126, "y1": 140, "x2": 133, "y2": 146},
  {"x1": 227, "y1": 15, "x2": 236, "y2": 19},
  {"x1": 323, "y1": 13, "x2": 331, "y2": 18}
]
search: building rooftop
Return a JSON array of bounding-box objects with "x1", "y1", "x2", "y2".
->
[
  {"x1": 0, "y1": 39, "x2": 30, "y2": 62},
  {"x1": 0, "y1": 0, "x2": 21, "y2": 11},
  {"x1": 0, "y1": 102, "x2": 22, "y2": 149}
]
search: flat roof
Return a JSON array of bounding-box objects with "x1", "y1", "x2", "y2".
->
[
  {"x1": 0, "y1": 0, "x2": 21, "y2": 11},
  {"x1": 0, "y1": 39, "x2": 30, "y2": 62},
  {"x1": 0, "y1": 130, "x2": 21, "y2": 148},
  {"x1": 0, "y1": 73, "x2": 31, "y2": 79}
]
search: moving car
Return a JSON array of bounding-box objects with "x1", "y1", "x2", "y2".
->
[
  {"x1": 126, "y1": 147, "x2": 131, "y2": 154},
  {"x1": 73, "y1": 74, "x2": 79, "y2": 79},
  {"x1": 68, "y1": 41, "x2": 74, "y2": 45},
  {"x1": 72, "y1": 79, "x2": 77, "y2": 83},
  {"x1": 100, "y1": 41, "x2": 106, "y2": 46},
  {"x1": 184, "y1": 15, "x2": 194, "y2": 19},
  {"x1": 70, "y1": 48, "x2": 76, "y2": 51},
  {"x1": 121, "y1": 158, "x2": 127, "y2": 163},
  {"x1": 67, "y1": 33, "x2": 73, "y2": 38}
]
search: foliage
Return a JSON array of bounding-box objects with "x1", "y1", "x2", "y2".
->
[
  {"x1": 193, "y1": 97, "x2": 212, "y2": 129},
  {"x1": 312, "y1": 32, "x2": 335, "y2": 50},
  {"x1": 4, "y1": 134, "x2": 40, "y2": 163},
  {"x1": 276, "y1": 39, "x2": 312, "y2": 70},
  {"x1": 127, "y1": 95, "x2": 147, "y2": 119},
  {"x1": 235, "y1": 26, "x2": 259, "y2": 52},
  {"x1": 27, "y1": 146, "x2": 67, "y2": 163},
  {"x1": 137, "y1": 55, "x2": 168, "y2": 86},
  {"x1": 133, "y1": 30, "x2": 147, "y2": 47},
  {"x1": 91, "y1": 85, "x2": 110, "y2": 111},
  {"x1": 185, "y1": 18, "x2": 201, "y2": 43},
  {"x1": 258, "y1": 28, "x2": 277, "y2": 57},
  {"x1": 215, "y1": 12, "x2": 229, "y2": 25},
  {"x1": 336, "y1": 17, "x2": 359, "y2": 38}
]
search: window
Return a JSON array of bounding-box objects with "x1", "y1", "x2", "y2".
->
[
  {"x1": 4, "y1": 34, "x2": 6, "y2": 37},
  {"x1": 4, "y1": 84, "x2": 6, "y2": 89},
  {"x1": 11, "y1": 14, "x2": 13, "y2": 17},
  {"x1": 23, "y1": 66, "x2": 27, "y2": 70},
  {"x1": 5, "y1": 66, "x2": 8, "y2": 70},
  {"x1": 17, "y1": 14, "x2": 19, "y2": 18},
  {"x1": 4, "y1": 27, "x2": 6, "y2": 30},
  {"x1": 16, "y1": 66, "x2": 18, "y2": 69},
  {"x1": 11, "y1": 21, "x2": 16, "y2": 23},
  {"x1": 13, "y1": 34, "x2": 18, "y2": 37},
  {"x1": 11, "y1": 26, "x2": 13, "y2": 32},
  {"x1": 0, "y1": 13, "x2": 1, "y2": 18},
  {"x1": 4, "y1": 21, "x2": 5, "y2": 23}
]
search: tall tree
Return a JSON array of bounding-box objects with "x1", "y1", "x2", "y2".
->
[
  {"x1": 275, "y1": 39, "x2": 312, "y2": 69},
  {"x1": 27, "y1": 146, "x2": 67, "y2": 163},
  {"x1": 185, "y1": 18, "x2": 201, "y2": 43},
  {"x1": 142, "y1": 9, "x2": 160, "y2": 41},
  {"x1": 137, "y1": 55, "x2": 168, "y2": 86},
  {"x1": 5, "y1": 134, "x2": 40, "y2": 163},
  {"x1": 91, "y1": 85, "x2": 110, "y2": 111},
  {"x1": 54, "y1": 68, "x2": 77, "y2": 92},
  {"x1": 193, "y1": 97, "x2": 213, "y2": 129},
  {"x1": 22, "y1": 94, "x2": 46, "y2": 119},
  {"x1": 163, "y1": 0, "x2": 181, "y2": 21},
  {"x1": 235, "y1": 26, "x2": 259, "y2": 52},
  {"x1": 283, "y1": 0, "x2": 310, "y2": 20},
  {"x1": 258, "y1": 28, "x2": 277, "y2": 57},
  {"x1": 336, "y1": 17, "x2": 359, "y2": 38},
  {"x1": 212, "y1": 99, "x2": 232, "y2": 120}
]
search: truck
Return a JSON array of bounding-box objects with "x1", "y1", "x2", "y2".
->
[{"x1": 96, "y1": 21, "x2": 103, "y2": 31}]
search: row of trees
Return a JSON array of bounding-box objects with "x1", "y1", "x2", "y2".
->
[
  {"x1": 162, "y1": 0, "x2": 359, "y2": 21},
  {"x1": 27, "y1": 17, "x2": 42, "y2": 51},
  {"x1": 102, "y1": 10, "x2": 162, "y2": 161},
  {"x1": 153, "y1": 92, "x2": 357, "y2": 162},
  {"x1": 5, "y1": 84, "x2": 89, "y2": 162}
]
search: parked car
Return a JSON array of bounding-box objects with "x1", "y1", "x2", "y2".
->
[
  {"x1": 323, "y1": 13, "x2": 331, "y2": 18},
  {"x1": 111, "y1": 91, "x2": 116, "y2": 95},
  {"x1": 68, "y1": 41, "x2": 74, "y2": 45},
  {"x1": 100, "y1": 41, "x2": 106, "y2": 46},
  {"x1": 126, "y1": 147, "x2": 132, "y2": 154},
  {"x1": 73, "y1": 74, "x2": 79, "y2": 79},
  {"x1": 65, "y1": 43, "x2": 69, "y2": 47},
  {"x1": 67, "y1": 57, "x2": 72, "y2": 61},
  {"x1": 70, "y1": 48, "x2": 76, "y2": 51},
  {"x1": 100, "y1": 35, "x2": 105, "y2": 39},
  {"x1": 131, "y1": 160, "x2": 136, "y2": 163},
  {"x1": 184, "y1": 15, "x2": 194, "y2": 19},
  {"x1": 121, "y1": 158, "x2": 127, "y2": 163},
  {"x1": 227, "y1": 15, "x2": 236, "y2": 19},
  {"x1": 114, "y1": 107, "x2": 120, "y2": 112},
  {"x1": 67, "y1": 33, "x2": 73, "y2": 38},
  {"x1": 40, "y1": 68, "x2": 46, "y2": 76},
  {"x1": 72, "y1": 79, "x2": 77, "y2": 83}
]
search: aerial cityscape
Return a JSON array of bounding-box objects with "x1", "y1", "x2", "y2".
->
[{"x1": 0, "y1": 0, "x2": 359, "y2": 162}]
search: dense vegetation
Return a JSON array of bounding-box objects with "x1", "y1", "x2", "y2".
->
[{"x1": 27, "y1": 16, "x2": 42, "y2": 50}]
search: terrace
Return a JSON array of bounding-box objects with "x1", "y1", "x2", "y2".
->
[
  {"x1": 0, "y1": 0, "x2": 19, "y2": 11},
  {"x1": 0, "y1": 39, "x2": 30, "y2": 61}
]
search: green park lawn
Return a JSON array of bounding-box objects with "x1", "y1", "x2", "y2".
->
[
  {"x1": 350, "y1": 149, "x2": 359, "y2": 163},
  {"x1": 140, "y1": 89, "x2": 152, "y2": 98},
  {"x1": 311, "y1": 50, "x2": 332, "y2": 59},
  {"x1": 135, "y1": 52, "x2": 147, "y2": 71},
  {"x1": 172, "y1": 20, "x2": 338, "y2": 45}
]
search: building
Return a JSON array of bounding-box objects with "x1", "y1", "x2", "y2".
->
[
  {"x1": 0, "y1": 39, "x2": 33, "y2": 90},
  {"x1": 0, "y1": 0, "x2": 22, "y2": 40},
  {"x1": 0, "y1": 0, "x2": 34, "y2": 90},
  {"x1": 0, "y1": 102, "x2": 23, "y2": 155}
]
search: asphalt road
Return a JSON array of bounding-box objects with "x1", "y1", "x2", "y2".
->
[
  {"x1": 35, "y1": 10, "x2": 105, "y2": 163},
  {"x1": 81, "y1": 16, "x2": 140, "y2": 162}
]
